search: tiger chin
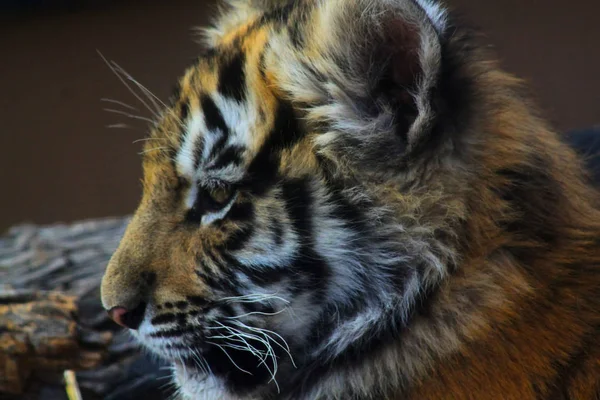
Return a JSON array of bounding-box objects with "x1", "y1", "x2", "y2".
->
[{"x1": 100, "y1": 0, "x2": 600, "y2": 399}]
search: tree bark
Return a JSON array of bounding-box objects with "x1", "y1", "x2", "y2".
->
[{"x1": 0, "y1": 217, "x2": 171, "y2": 400}]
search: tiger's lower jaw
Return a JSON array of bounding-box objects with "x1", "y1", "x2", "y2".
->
[
  {"x1": 173, "y1": 361, "x2": 240, "y2": 400},
  {"x1": 173, "y1": 359, "x2": 295, "y2": 400},
  {"x1": 174, "y1": 359, "x2": 276, "y2": 400}
]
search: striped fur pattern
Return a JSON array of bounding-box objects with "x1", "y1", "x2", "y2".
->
[{"x1": 101, "y1": 0, "x2": 600, "y2": 398}]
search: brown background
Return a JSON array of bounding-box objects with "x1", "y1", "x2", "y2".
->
[{"x1": 1, "y1": 0, "x2": 599, "y2": 232}]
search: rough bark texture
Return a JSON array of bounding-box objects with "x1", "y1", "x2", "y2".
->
[{"x1": 0, "y1": 217, "x2": 172, "y2": 400}]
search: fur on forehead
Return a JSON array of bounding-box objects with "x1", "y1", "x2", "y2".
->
[
  {"x1": 200, "y1": 0, "x2": 272, "y2": 47},
  {"x1": 176, "y1": 93, "x2": 260, "y2": 184}
]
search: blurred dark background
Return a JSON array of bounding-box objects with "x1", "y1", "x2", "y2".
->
[{"x1": 1, "y1": 0, "x2": 599, "y2": 232}]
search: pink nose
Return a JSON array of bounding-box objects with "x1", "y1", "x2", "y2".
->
[
  {"x1": 108, "y1": 307, "x2": 128, "y2": 328},
  {"x1": 107, "y1": 302, "x2": 147, "y2": 330}
]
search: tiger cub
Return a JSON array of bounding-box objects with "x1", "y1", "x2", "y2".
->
[{"x1": 101, "y1": 0, "x2": 600, "y2": 398}]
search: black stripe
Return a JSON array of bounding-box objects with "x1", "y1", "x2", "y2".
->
[
  {"x1": 288, "y1": 21, "x2": 304, "y2": 48},
  {"x1": 207, "y1": 145, "x2": 244, "y2": 171},
  {"x1": 271, "y1": 99, "x2": 305, "y2": 148},
  {"x1": 218, "y1": 52, "x2": 246, "y2": 102},
  {"x1": 206, "y1": 134, "x2": 229, "y2": 165},
  {"x1": 187, "y1": 296, "x2": 209, "y2": 308},
  {"x1": 286, "y1": 4, "x2": 310, "y2": 49},
  {"x1": 272, "y1": 217, "x2": 284, "y2": 246},
  {"x1": 198, "y1": 95, "x2": 230, "y2": 169},
  {"x1": 195, "y1": 268, "x2": 239, "y2": 294},
  {"x1": 170, "y1": 84, "x2": 182, "y2": 104},
  {"x1": 281, "y1": 178, "x2": 312, "y2": 237},
  {"x1": 150, "y1": 326, "x2": 194, "y2": 338},
  {"x1": 281, "y1": 178, "x2": 331, "y2": 293},
  {"x1": 244, "y1": 100, "x2": 305, "y2": 196},
  {"x1": 197, "y1": 250, "x2": 242, "y2": 294},
  {"x1": 238, "y1": 263, "x2": 289, "y2": 287},
  {"x1": 180, "y1": 99, "x2": 190, "y2": 122},
  {"x1": 150, "y1": 313, "x2": 177, "y2": 325},
  {"x1": 199, "y1": 47, "x2": 218, "y2": 60},
  {"x1": 185, "y1": 186, "x2": 236, "y2": 223},
  {"x1": 201, "y1": 95, "x2": 229, "y2": 137},
  {"x1": 326, "y1": 183, "x2": 369, "y2": 232},
  {"x1": 258, "y1": 48, "x2": 268, "y2": 81},
  {"x1": 211, "y1": 203, "x2": 254, "y2": 252},
  {"x1": 225, "y1": 201, "x2": 255, "y2": 224},
  {"x1": 260, "y1": 2, "x2": 294, "y2": 23},
  {"x1": 220, "y1": 250, "x2": 287, "y2": 287}
]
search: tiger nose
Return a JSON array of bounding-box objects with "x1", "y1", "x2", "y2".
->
[{"x1": 107, "y1": 301, "x2": 147, "y2": 330}]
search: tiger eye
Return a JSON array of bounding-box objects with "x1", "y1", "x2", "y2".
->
[{"x1": 208, "y1": 186, "x2": 233, "y2": 204}]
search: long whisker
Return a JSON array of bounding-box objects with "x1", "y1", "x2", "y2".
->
[
  {"x1": 189, "y1": 348, "x2": 209, "y2": 375},
  {"x1": 110, "y1": 61, "x2": 184, "y2": 128},
  {"x1": 218, "y1": 293, "x2": 290, "y2": 305},
  {"x1": 106, "y1": 123, "x2": 132, "y2": 129},
  {"x1": 132, "y1": 137, "x2": 167, "y2": 144},
  {"x1": 229, "y1": 319, "x2": 297, "y2": 369},
  {"x1": 207, "y1": 334, "x2": 269, "y2": 357},
  {"x1": 211, "y1": 322, "x2": 279, "y2": 390},
  {"x1": 101, "y1": 98, "x2": 138, "y2": 111},
  {"x1": 224, "y1": 308, "x2": 287, "y2": 320},
  {"x1": 104, "y1": 108, "x2": 156, "y2": 124},
  {"x1": 212, "y1": 322, "x2": 272, "y2": 362},
  {"x1": 97, "y1": 50, "x2": 159, "y2": 119},
  {"x1": 111, "y1": 63, "x2": 166, "y2": 108},
  {"x1": 205, "y1": 341, "x2": 253, "y2": 375},
  {"x1": 111, "y1": 61, "x2": 163, "y2": 115}
]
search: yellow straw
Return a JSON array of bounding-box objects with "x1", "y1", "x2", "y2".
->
[{"x1": 64, "y1": 370, "x2": 83, "y2": 400}]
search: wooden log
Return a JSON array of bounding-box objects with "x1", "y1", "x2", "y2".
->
[{"x1": 0, "y1": 217, "x2": 172, "y2": 400}]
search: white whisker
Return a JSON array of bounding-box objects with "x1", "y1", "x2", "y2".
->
[
  {"x1": 205, "y1": 341, "x2": 253, "y2": 375},
  {"x1": 106, "y1": 123, "x2": 131, "y2": 129},
  {"x1": 211, "y1": 322, "x2": 279, "y2": 391},
  {"x1": 111, "y1": 62, "x2": 166, "y2": 113},
  {"x1": 218, "y1": 293, "x2": 290, "y2": 305},
  {"x1": 101, "y1": 97, "x2": 138, "y2": 111},
  {"x1": 132, "y1": 137, "x2": 167, "y2": 144},
  {"x1": 109, "y1": 61, "x2": 184, "y2": 128},
  {"x1": 229, "y1": 319, "x2": 297, "y2": 369},
  {"x1": 224, "y1": 308, "x2": 287, "y2": 320},
  {"x1": 97, "y1": 50, "x2": 160, "y2": 119},
  {"x1": 104, "y1": 108, "x2": 156, "y2": 124},
  {"x1": 212, "y1": 322, "x2": 272, "y2": 362}
]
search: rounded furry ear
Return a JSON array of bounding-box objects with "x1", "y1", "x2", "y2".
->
[{"x1": 267, "y1": 0, "x2": 448, "y2": 171}]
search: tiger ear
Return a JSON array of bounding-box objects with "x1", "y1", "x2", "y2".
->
[{"x1": 269, "y1": 0, "x2": 448, "y2": 171}]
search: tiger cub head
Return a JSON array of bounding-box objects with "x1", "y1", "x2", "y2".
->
[{"x1": 101, "y1": 0, "x2": 576, "y2": 398}]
